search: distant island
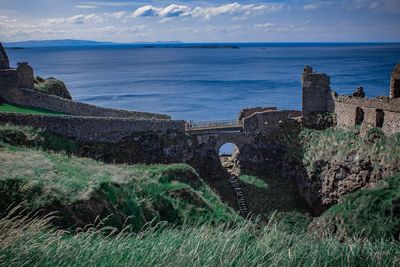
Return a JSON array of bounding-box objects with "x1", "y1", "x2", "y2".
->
[
  {"x1": 4, "y1": 39, "x2": 239, "y2": 49},
  {"x1": 3, "y1": 39, "x2": 183, "y2": 48}
]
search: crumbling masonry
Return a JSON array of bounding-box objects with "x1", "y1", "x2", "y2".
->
[{"x1": 302, "y1": 65, "x2": 400, "y2": 135}]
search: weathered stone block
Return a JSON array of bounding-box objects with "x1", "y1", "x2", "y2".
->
[
  {"x1": 17, "y1": 62, "x2": 34, "y2": 89},
  {"x1": 301, "y1": 67, "x2": 330, "y2": 115}
]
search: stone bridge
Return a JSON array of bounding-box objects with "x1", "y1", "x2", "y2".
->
[
  {"x1": 182, "y1": 110, "x2": 302, "y2": 179},
  {"x1": 186, "y1": 110, "x2": 300, "y2": 155}
]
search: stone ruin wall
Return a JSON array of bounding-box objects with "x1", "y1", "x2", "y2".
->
[
  {"x1": 327, "y1": 96, "x2": 400, "y2": 136},
  {"x1": 242, "y1": 109, "x2": 302, "y2": 133},
  {"x1": 302, "y1": 65, "x2": 400, "y2": 136},
  {"x1": 301, "y1": 66, "x2": 330, "y2": 116},
  {"x1": 390, "y1": 64, "x2": 400, "y2": 99},
  {"x1": 0, "y1": 112, "x2": 185, "y2": 143},
  {"x1": 16, "y1": 63, "x2": 34, "y2": 89},
  {"x1": 238, "y1": 107, "x2": 277, "y2": 121},
  {"x1": 0, "y1": 43, "x2": 9, "y2": 69}
]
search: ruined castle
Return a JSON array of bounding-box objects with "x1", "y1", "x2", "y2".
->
[
  {"x1": 1, "y1": 42, "x2": 399, "y2": 213},
  {"x1": 302, "y1": 65, "x2": 400, "y2": 135}
]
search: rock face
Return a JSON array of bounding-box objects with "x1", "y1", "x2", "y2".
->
[
  {"x1": 282, "y1": 128, "x2": 399, "y2": 215},
  {"x1": 34, "y1": 77, "x2": 72, "y2": 99},
  {"x1": 0, "y1": 43, "x2": 10, "y2": 69}
]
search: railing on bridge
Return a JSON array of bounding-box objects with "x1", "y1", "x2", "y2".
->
[{"x1": 186, "y1": 119, "x2": 243, "y2": 131}]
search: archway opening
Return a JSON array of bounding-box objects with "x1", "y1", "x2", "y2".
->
[
  {"x1": 376, "y1": 109, "x2": 384, "y2": 128},
  {"x1": 218, "y1": 143, "x2": 240, "y2": 176},
  {"x1": 355, "y1": 107, "x2": 364, "y2": 126}
]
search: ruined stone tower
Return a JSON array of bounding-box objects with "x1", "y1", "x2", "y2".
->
[
  {"x1": 301, "y1": 66, "x2": 330, "y2": 115},
  {"x1": 16, "y1": 62, "x2": 34, "y2": 89},
  {"x1": 0, "y1": 42, "x2": 10, "y2": 69},
  {"x1": 390, "y1": 64, "x2": 400, "y2": 99}
]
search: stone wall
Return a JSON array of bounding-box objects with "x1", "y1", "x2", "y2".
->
[
  {"x1": 328, "y1": 96, "x2": 400, "y2": 135},
  {"x1": 238, "y1": 107, "x2": 277, "y2": 121},
  {"x1": 301, "y1": 67, "x2": 330, "y2": 116},
  {"x1": 0, "y1": 113, "x2": 185, "y2": 143},
  {"x1": 0, "y1": 70, "x2": 17, "y2": 89},
  {"x1": 0, "y1": 43, "x2": 9, "y2": 69},
  {"x1": 301, "y1": 65, "x2": 400, "y2": 136},
  {"x1": 243, "y1": 110, "x2": 301, "y2": 133},
  {"x1": 0, "y1": 83, "x2": 171, "y2": 120},
  {"x1": 390, "y1": 64, "x2": 400, "y2": 99},
  {"x1": 16, "y1": 62, "x2": 34, "y2": 89}
]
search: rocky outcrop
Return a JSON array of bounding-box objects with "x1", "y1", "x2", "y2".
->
[
  {"x1": 34, "y1": 76, "x2": 72, "y2": 99},
  {"x1": 282, "y1": 128, "x2": 400, "y2": 215},
  {"x1": 0, "y1": 43, "x2": 9, "y2": 69}
]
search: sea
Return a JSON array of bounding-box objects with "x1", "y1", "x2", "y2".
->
[{"x1": 7, "y1": 43, "x2": 400, "y2": 122}]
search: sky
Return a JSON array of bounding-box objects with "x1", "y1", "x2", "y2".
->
[{"x1": 0, "y1": 0, "x2": 399, "y2": 43}]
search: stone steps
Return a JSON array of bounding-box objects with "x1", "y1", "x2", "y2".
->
[{"x1": 228, "y1": 176, "x2": 249, "y2": 217}]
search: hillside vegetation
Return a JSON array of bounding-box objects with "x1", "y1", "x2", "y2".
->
[
  {"x1": 1, "y1": 123, "x2": 400, "y2": 265},
  {"x1": 0, "y1": 139, "x2": 236, "y2": 230}
]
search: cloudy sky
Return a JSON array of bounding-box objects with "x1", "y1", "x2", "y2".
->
[{"x1": 0, "y1": 0, "x2": 399, "y2": 42}]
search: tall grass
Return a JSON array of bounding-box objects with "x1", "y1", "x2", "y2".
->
[{"x1": 0, "y1": 208, "x2": 399, "y2": 267}]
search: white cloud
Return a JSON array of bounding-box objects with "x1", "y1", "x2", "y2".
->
[
  {"x1": 42, "y1": 12, "x2": 127, "y2": 26},
  {"x1": 132, "y1": 5, "x2": 161, "y2": 17},
  {"x1": 303, "y1": 4, "x2": 319, "y2": 10},
  {"x1": 159, "y1": 4, "x2": 191, "y2": 17},
  {"x1": 131, "y1": 2, "x2": 282, "y2": 20},
  {"x1": 254, "y1": 22, "x2": 276, "y2": 28},
  {"x1": 75, "y1": 5, "x2": 97, "y2": 9},
  {"x1": 254, "y1": 23, "x2": 303, "y2": 32},
  {"x1": 192, "y1": 2, "x2": 281, "y2": 20},
  {"x1": 344, "y1": 0, "x2": 400, "y2": 12}
]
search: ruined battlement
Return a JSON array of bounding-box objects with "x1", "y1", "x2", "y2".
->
[
  {"x1": 301, "y1": 66, "x2": 330, "y2": 115},
  {"x1": 303, "y1": 64, "x2": 400, "y2": 135}
]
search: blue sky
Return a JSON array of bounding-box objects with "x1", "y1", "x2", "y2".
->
[{"x1": 0, "y1": 0, "x2": 399, "y2": 42}]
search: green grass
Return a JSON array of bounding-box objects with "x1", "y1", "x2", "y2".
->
[
  {"x1": 0, "y1": 103, "x2": 64, "y2": 115},
  {"x1": 0, "y1": 124, "x2": 78, "y2": 153},
  {"x1": 0, "y1": 142, "x2": 237, "y2": 230},
  {"x1": 239, "y1": 175, "x2": 269, "y2": 189},
  {"x1": 0, "y1": 210, "x2": 399, "y2": 267}
]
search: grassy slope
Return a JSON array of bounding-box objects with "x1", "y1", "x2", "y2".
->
[
  {"x1": 0, "y1": 103, "x2": 64, "y2": 115},
  {"x1": 0, "y1": 141, "x2": 237, "y2": 230}
]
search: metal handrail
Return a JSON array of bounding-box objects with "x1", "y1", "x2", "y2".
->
[{"x1": 186, "y1": 119, "x2": 242, "y2": 130}]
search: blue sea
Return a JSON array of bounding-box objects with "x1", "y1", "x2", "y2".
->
[{"x1": 7, "y1": 43, "x2": 400, "y2": 121}]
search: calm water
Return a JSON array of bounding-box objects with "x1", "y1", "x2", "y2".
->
[{"x1": 7, "y1": 43, "x2": 400, "y2": 121}]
